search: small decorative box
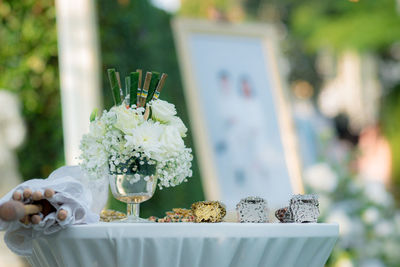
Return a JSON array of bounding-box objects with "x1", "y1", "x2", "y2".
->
[
  {"x1": 275, "y1": 207, "x2": 293, "y2": 223},
  {"x1": 191, "y1": 201, "x2": 226, "y2": 223},
  {"x1": 236, "y1": 196, "x2": 268, "y2": 223},
  {"x1": 148, "y1": 208, "x2": 195, "y2": 223},
  {"x1": 289, "y1": 194, "x2": 319, "y2": 223},
  {"x1": 100, "y1": 209, "x2": 127, "y2": 222}
]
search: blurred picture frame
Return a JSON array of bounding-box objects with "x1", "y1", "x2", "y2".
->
[{"x1": 172, "y1": 18, "x2": 303, "y2": 209}]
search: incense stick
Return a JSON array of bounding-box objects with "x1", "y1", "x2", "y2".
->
[
  {"x1": 143, "y1": 105, "x2": 150, "y2": 120},
  {"x1": 153, "y1": 73, "x2": 168, "y2": 100},
  {"x1": 136, "y1": 69, "x2": 143, "y2": 106},
  {"x1": 139, "y1": 72, "x2": 152, "y2": 107},
  {"x1": 146, "y1": 71, "x2": 160, "y2": 103},
  {"x1": 136, "y1": 69, "x2": 142, "y2": 89}
]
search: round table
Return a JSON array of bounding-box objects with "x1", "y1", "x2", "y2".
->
[{"x1": 27, "y1": 223, "x2": 338, "y2": 267}]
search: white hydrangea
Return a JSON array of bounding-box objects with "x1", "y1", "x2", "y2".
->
[
  {"x1": 88, "y1": 120, "x2": 107, "y2": 139},
  {"x1": 79, "y1": 101, "x2": 192, "y2": 189}
]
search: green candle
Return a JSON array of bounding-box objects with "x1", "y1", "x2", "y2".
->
[
  {"x1": 129, "y1": 72, "x2": 139, "y2": 107},
  {"x1": 146, "y1": 71, "x2": 160, "y2": 103},
  {"x1": 107, "y1": 68, "x2": 122, "y2": 105}
]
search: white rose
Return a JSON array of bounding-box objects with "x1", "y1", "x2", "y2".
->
[
  {"x1": 113, "y1": 105, "x2": 142, "y2": 134},
  {"x1": 160, "y1": 125, "x2": 184, "y2": 151},
  {"x1": 168, "y1": 116, "x2": 187, "y2": 137},
  {"x1": 151, "y1": 99, "x2": 176, "y2": 123}
]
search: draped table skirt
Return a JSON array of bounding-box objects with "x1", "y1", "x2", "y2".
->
[{"x1": 27, "y1": 223, "x2": 338, "y2": 267}]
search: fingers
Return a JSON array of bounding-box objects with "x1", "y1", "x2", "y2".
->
[
  {"x1": 5, "y1": 187, "x2": 62, "y2": 225},
  {"x1": 57, "y1": 209, "x2": 68, "y2": 221},
  {"x1": 31, "y1": 215, "x2": 42, "y2": 224},
  {"x1": 44, "y1": 189, "x2": 55, "y2": 199},
  {"x1": 14, "y1": 188, "x2": 55, "y2": 203},
  {"x1": 23, "y1": 188, "x2": 32, "y2": 200},
  {"x1": 18, "y1": 214, "x2": 42, "y2": 225},
  {"x1": 12, "y1": 191, "x2": 22, "y2": 201},
  {"x1": 32, "y1": 191, "x2": 43, "y2": 201},
  {"x1": 0, "y1": 200, "x2": 25, "y2": 221}
]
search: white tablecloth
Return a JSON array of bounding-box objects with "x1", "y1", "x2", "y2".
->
[{"x1": 27, "y1": 223, "x2": 338, "y2": 267}]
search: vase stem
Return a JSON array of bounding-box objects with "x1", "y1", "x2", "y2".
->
[{"x1": 127, "y1": 203, "x2": 140, "y2": 219}]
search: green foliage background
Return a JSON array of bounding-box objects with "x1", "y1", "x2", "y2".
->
[
  {"x1": 0, "y1": 0, "x2": 64, "y2": 180},
  {"x1": 1, "y1": 0, "x2": 400, "y2": 265},
  {"x1": 381, "y1": 85, "x2": 400, "y2": 201},
  {"x1": 233, "y1": 0, "x2": 400, "y2": 196},
  {"x1": 286, "y1": 0, "x2": 400, "y2": 198},
  {"x1": 0, "y1": 0, "x2": 204, "y2": 217},
  {"x1": 290, "y1": 0, "x2": 400, "y2": 52},
  {"x1": 1, "y1": 0, "x2": 399, "y2": 223},
  {"x1": 97, "y1": 0, "x2": 204, "y2": 217}
]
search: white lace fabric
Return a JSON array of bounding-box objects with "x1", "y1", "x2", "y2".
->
[{"x1": 0, "y1": 166, "x2": 108, "y2": 256}]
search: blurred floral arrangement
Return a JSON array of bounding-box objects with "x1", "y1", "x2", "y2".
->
[
  {"x1": 303, "y1": 134, "x2": 400, "y2": 267},
  {"x1": 80, "y1": 68, "x2": 193, "y2": 189}
]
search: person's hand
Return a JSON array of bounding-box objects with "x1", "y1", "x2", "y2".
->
[{"x1": 0, "y1": 188, "x2": 68, "y2": 224}]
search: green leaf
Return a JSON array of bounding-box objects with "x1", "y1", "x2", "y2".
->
[{"x1": 90, "y1": 108, "x2": 98, "y2": 122}]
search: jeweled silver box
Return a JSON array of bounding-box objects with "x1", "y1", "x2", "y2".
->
[
  {"x1": 289, "y1": 194, "x2": 319, "y2": 223},
  {"x1": 236, "y1": 197, "x2": 268, "y2": 223}
]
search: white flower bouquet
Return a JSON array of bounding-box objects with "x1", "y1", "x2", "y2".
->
[{"x1": 80, "y1": 68, "x2": 193, "y2": 189}]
